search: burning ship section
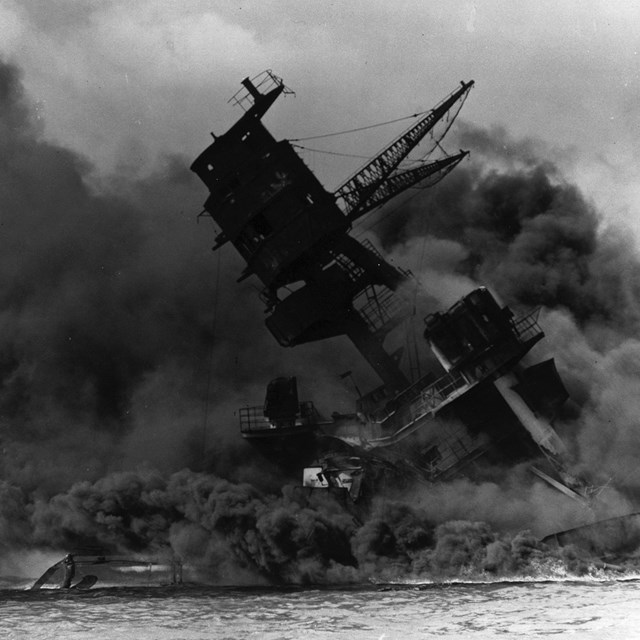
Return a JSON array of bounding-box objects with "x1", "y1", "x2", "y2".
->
[{"x1": 191, "y1": 71, "x2": 637, "y2": 548}]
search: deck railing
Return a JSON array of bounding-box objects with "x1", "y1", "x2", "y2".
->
[
  {"x1": 240, "y1": 401, "x2": 318, "y2": 434},
  {"x1": 511, "y1": 308, "x2": 543, "y2": 343}
]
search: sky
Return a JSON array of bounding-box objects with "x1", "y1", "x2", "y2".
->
[{"x1": 1, "y1": 1, "x2": 640, "y2": 232}]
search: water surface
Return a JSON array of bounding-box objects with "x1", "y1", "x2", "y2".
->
[{"x1": 2, "y1": 579, "x2": 640, "y2": 639}]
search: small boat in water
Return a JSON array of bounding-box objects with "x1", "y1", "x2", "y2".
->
[{"x1": 30, "y1": 552, "x2": 183, "y2": 590}]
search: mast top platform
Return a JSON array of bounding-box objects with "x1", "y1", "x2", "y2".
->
[{"x1": 228, "y1": 70, "x2": 295, "y2": 112}]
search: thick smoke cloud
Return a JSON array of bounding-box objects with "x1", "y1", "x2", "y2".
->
[
  {"x1": 0, "y1": 57, "x2": 327, "y2": 493},
  {"x1": 379, "y1": 123, "x2": 640, "y2": 335},
  {"x1": 3, "y1": 58, "x2": 640, "y2": 585},
  {"x1": 378, "y1": 123, "x2": 640, "y2": 494},
  {"x1": 0, "y1": 59, "x2": 215, "y2": 488},
  {"x1": 27, "y1": 468, "x2": 358, "y2": 584},
  {"x1": 20, "y1": 468, "x2": 631, "y2": 585}
]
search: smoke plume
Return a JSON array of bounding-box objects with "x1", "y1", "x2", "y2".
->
[
  {"x1": 22, "y1": 467, "x2": 634, "y2": 584},
  {"x1": 377, "y1": 122, "x2": 640, "y2": 495},
  {"x1": 0, "y1": 57, "x2": 324, "y2": 492},
  {"x1": 3, "y1": 58, "x2": 640, "y2": 585},
  {"x1": 380, "y1": 123, "x2": 640, "y2": 335}
]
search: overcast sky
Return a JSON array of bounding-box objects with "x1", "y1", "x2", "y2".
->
[{"x1": 1, "y1": 1, "x2": 640, "y2": 235}]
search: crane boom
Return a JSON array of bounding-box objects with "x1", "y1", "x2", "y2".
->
[
  {"x1": 347, "y1": 150, "x2": 469, "y2": 221},
  {"x1": 334, "y1": 80, "x2": 474, "y2": 220}
]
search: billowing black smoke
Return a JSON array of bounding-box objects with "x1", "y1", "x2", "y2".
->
[
  {"x1": 0, "y1": 58, "x2": 299, "y2": 493},
  {"x1": 377, "y1": 122, "x2": 640, "y2": 493},
  {"x1": 3, "y1": 58, "x2": 640, "y2": 585},
  {"x1": 377, "y1": 138, "x2": 640, "y2": 335},
  {"x1": 15, "y1": 468, "x2": 628, "y2": 584}
]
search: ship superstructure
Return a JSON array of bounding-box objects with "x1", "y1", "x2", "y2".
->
[
  {"x1": 191, "y1": 71, "x2": 583, "y2": 504},
  {"x1": 191, "y1": 71, "x2": 471, "y2": 391}
]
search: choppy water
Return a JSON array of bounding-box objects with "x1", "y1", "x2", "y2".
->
[{"x1": 2, "y1": 579, "x2": 640, "y2": 639}]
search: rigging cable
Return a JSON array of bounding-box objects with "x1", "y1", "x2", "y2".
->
[
  {"x1": 290, "y1": 143, "x2": 375, "y2": 160},
  {"x1": 415, "y1": 89, "x2": 470, "y2": 162},
  {"x1": 202, "y1": 242, "x2": 223, "y2": 470},
  {"x1": 351, "y1": 89, "x2": 472, "y2": 238},
  {"x1": 408, "y1": 227, "x2": 431, "y2": 382},
  {"x1": 293, "y1": 143, "x2": 433, "y2": 167},
  {"x1": 352, "y1": 185, "x2": 428, "y2": 239},
  {"x1": 350, "y1": 91, "x2": 473, "y2": 374},
  {"x1": 289, "y1": 111, "x2": 427, "y2": 142}
]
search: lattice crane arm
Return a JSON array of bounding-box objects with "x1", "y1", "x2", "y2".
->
[
  {"x1": 348, "y1": 150, "x2": 469, "y2": 221},
  {"x1": 334, "y1": 80, "x2": 474, "y2": 221}
]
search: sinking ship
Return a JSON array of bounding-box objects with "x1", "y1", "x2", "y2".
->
[{"x1": 190, "y1": 71, "x2": 628, "y2": 540}]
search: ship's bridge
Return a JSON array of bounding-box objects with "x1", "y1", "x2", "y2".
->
[
  {"x1": 424, "y1": 287, "x2": 544, "y2": 383},
  {"x1": 360, "y1": 290, "x2": 546, "y2": 449}
]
